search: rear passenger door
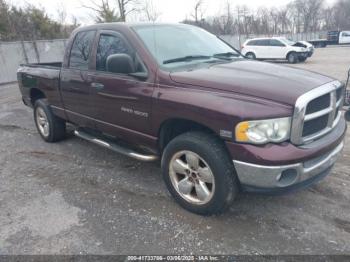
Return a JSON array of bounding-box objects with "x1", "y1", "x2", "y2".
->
[
  {"x1": 255, "y1": 39, "x2": 270, "y2": 59},
  {"x1": 60, "y1": 30, "x2": 96, "y2": 127},
  {"x1": 269, "y1": 39, "x2": 286, "y2": 59}
]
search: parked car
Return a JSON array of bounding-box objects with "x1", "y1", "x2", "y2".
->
[
  {"x1": 17, "y1": 23, "x2": 346, "y2": 215},
  {"x1": 345, "y1": 67, "x2": 350, "y2": 121},
  {"x1": 296, "y1": 41, "x2": 314, "y2": 57},
  {"x1": 241, "y1": 37, "x2": 309, "y2": 63},
  {"x1": 309, "y1": 30, "x2": 350, "y2": 48}
]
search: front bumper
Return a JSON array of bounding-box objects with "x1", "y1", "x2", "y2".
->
[
  {"x1": 228, "y1": 116, "x2": 346, "y2": 193},
  {"x1": 297, "y1": 52, "x2": 309, "y2": 58},
  {"x1": 233, "y1": 141, "x2": 344, "y2": 192}
]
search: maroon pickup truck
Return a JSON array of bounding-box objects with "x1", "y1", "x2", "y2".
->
[{"x1": 17, "y1": 23, "x2": 346, "y2": 215}]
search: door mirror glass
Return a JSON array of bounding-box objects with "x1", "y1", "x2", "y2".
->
[{"x1": 106, "y1": 54, "x2": 135, "y2": 74}]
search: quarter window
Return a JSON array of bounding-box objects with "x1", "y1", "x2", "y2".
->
[
  {"x1": 269, "y1": 39, "x2": 285, "y2": 47},
  {"x1": 69, "y1": 31, "x2": 96, "y2": 70}
]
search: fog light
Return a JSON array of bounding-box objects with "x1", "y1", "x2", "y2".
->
[{"x1": 277, "y1": 169, "x2": 298, "y2": 187}]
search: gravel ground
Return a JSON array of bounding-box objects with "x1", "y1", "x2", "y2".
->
[{"x1": 0, "y1": 46, "x2": 349, "y2": 255}]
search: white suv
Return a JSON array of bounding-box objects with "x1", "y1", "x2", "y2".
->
[{"x1": 241, "y1": 37, "x2": 309, "y2": 63}]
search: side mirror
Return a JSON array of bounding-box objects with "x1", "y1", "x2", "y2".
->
[{"x1": 106, "y1": 54, "x2": 135, "y2": 74}]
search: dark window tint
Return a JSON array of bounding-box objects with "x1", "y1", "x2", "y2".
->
[
  {"x1": 342, "y1": 32, "x2": 350, "y2": 37},
  {"x1": 96, "y1": 34, "x2": 132, "y2": 71},
  {"x1": 269, "y1": 39, "x2": 285, "y2": 46},
  {"x1": 247, "y1": 40, "x2": 258, "y2": 46},
  {"x1": 255, "y1": 39, "x2": 270, "y2": 46},
  {"x1": 69, "y1": 31, "x2": 95, "y2": 70}
]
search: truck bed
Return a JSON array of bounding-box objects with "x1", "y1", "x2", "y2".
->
[
  {"x1": 17, "y1": 63, "x2": 63, "y2": 109},
  {"x1": 20, "y1": 62, "x2": 62, "y2": 69}
]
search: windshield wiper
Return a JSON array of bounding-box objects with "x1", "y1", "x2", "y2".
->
[
  {"x1": 163, "y1": 55, "x2": 211, "y2": 65},
  {"x1": 213, "y1": 52, "x2": 240, "y2": 60}
]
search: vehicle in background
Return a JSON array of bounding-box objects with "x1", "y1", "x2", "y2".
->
[
  {"x1": 308, "y1": 31, "x2": 350, "y2": 48},
  {"x1": 17, "y1": 23, "x2": 346, "y2": 215},
  {"x1": 296, "y1": 41, "x2": 314, "y2": 57},
  {"x1": 241, "y1": 37, "x2": 309, "y2": 63},
  {"x1": 345, "y1": 67, "x2": 350, "y2": 121}
]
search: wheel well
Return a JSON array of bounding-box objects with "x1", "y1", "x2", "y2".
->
[
  {"x1": 30, "y1": 88, "x2": 45, "y2": 106},
  {"x1": 158, "y1": 119, "x2": 216, "y2": 152},
  {"x1": 286, "y1": 51, "x2": 296, "y2": 59}
]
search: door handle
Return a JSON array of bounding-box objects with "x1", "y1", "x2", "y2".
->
[{"x1": 91, "y1": 82, "x2": 105, "y2": 90}]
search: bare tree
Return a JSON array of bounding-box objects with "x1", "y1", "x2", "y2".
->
[
  {"x1": 141, "y1": 0, "x2": 161, "y2": 22},
  {"x1": 82, "y1": 0, "x2": 119, "y2": 23},
  {"x1": 191, "y1": 0, "x2": 205, "y2": 24},
  {"x1": 117, "y1": 0, "x2": 139, "y2": 22}
]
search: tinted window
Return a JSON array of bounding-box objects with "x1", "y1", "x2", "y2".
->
[
  {"x1": 69, "y1": 31, "x2": 95, "y2": 70},
  {"x1": 247, "y1": 40, "x2": 258, "y2": 46},
  {"x1": 96, "y1": 34, "x2": 132, "y2": 71},
  {"x1": 342, "y1": 32, "x2": 350, "y2": 37},
  {"x1": 255, "y1": 39, "x2": 270, "y2": 46},
  {"x1": 270, "y1": 39, "x2": 285, "y2": 47}
]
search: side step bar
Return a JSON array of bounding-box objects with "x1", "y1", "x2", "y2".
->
[{"x1": 74, "y1": 129, "x2": 158, "y2": 162}]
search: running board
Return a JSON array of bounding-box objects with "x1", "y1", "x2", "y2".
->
[{"x1": 74, "y1": 129, "x2": 158, "y2": 162}]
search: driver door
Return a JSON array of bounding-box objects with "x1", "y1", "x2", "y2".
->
[{"x1": 88, "y1": 30, "x2": 155, "y2": 139}]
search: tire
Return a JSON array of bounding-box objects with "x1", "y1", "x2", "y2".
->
[
  {"x1": 161, "y1": 132, "x2": 239, "y2": 215},
  {"x1": 287, "y1": 52, "x2": 298, "y2": 64},
  {"x1": 245, "y1": 52, "x2": 256, "y2": 60},
  {"x1": 34, "y1": 99, "x2": 66, "y2": 142},
  {"x1": 345, "y1": 110, "x2": 350, "y2": 122}
]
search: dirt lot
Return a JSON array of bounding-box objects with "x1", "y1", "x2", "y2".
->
[{"x1": 0, "y1": 46, "x2": 349, "y2": 255}]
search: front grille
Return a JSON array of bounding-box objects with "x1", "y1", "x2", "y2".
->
[
  {"x1": 305, "y1": 93, "x2": 330, "y2": 114},
  {"x1": 302, "y1": 114, "x2": 329, "y2": 137},
  {"x1": 291, "y1": 81, "x2": 344, "y2": 145}
]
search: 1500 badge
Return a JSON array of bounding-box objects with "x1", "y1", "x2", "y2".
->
[{"x1": 121, "y1": 107, "x2": 149, "y2": 118}]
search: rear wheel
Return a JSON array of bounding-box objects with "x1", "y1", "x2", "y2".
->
[
  {"x1": 161, "y1": 132, "x2": 238, "y2": 215},
  {"x1": 287, "y1": 52, "x2": 298, "y2": 64},
  {"x1": 34, "y1": 99, "x2": 66, "y2": 142},
  {"x1": 245, "y1": 52, "x2": 256, "y2": 60}
]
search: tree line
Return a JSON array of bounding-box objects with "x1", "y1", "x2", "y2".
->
[
  {"x1": 1, "y1": 0, "x2": 349, "y2": 41},
  {"x1": 0, "y1": 0, "x2": 78, "y2": 41},
  {"x1": 184, "y1": 0, "x2": 350, "y2": 36}
]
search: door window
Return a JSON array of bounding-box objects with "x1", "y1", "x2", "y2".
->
[
  {"x1": 269, "y1": 39, "x2": 285, "y2": 47},
  {"x1": 69, "y1": 30, "x2": 96, "y2": 70},
  {"x1": 96, "y1": 34, "x2": 133, "y2": 72},
  {"x1": 256, "y1": 39, "x2": 270, "y2": 46}
]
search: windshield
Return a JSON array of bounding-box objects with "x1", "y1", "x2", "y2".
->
[
  {"x1": 279, "y1": 37, "x2": 296, "y2": 46},
  {"x1": 133, "y1": 24, "x2": 240, "y2": 69}
]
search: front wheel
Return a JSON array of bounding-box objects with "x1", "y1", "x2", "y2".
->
[
  {"x1": 161, "y1": 132, "x2": 238, "y2": 215},
  {"x1": 245, "y1": 52, "x2": 256, "y2": 60},
  {"x1": 287, "y1": 52, "x2": 298, "y2": 64}
]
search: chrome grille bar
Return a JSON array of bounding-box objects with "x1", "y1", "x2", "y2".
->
[{"x1": 291, "y1": 80, "x2": 344, "y2": 145}]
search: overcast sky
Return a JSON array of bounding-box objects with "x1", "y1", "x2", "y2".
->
[{"x1": 9, "y1": 0, "x2": 337, "y2": 25}]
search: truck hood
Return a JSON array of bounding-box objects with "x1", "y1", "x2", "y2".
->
[{"x1": 169, "y1": 60, "x2": 334, "y2": 106}]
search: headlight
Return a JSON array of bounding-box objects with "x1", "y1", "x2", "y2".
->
[{"x1": 235, "y1": 117, "x2": 291, "y2": 144}]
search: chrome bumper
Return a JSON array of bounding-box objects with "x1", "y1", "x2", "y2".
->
[{"x1": 233, "y1": 142, "x2": 344, "y2": 189}]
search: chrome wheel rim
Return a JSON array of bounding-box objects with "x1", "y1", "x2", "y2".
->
[
  {"x1": 36, "y1": 107, "x2": 49, "y2": 137},
  {"x1": 169, "y1": 151, "x2": 215, "y2": 205}
]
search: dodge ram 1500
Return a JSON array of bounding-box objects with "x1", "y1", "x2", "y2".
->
[{"x1": 17, "y1": 23, "x2": 346, "y2": 215}]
